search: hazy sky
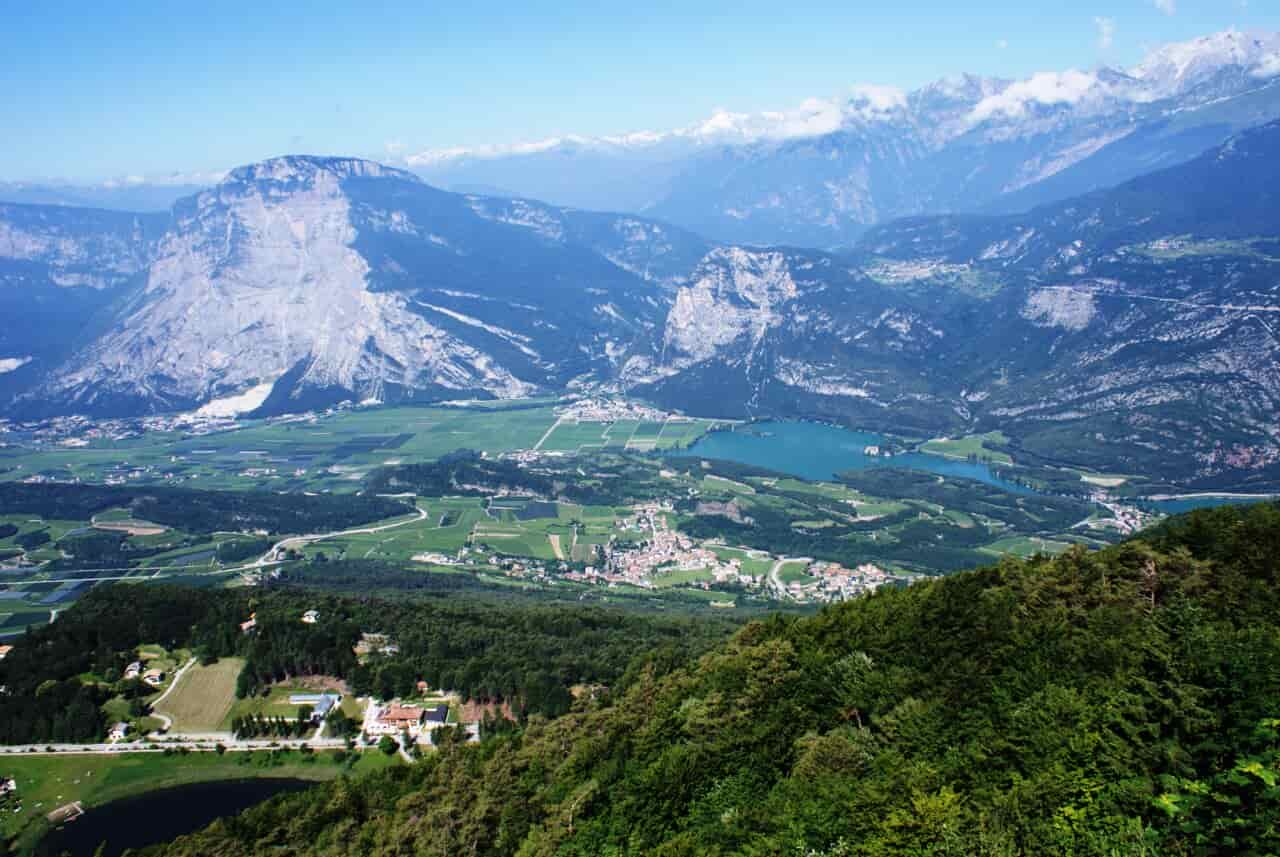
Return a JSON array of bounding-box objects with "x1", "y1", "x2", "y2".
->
[{"x1": 4, "y1": 0, "x2": 1277, "y2": 181}]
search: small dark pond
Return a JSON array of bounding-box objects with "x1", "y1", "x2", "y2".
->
[{"x1": 40, "y1": 778, "x2": 313, "y2": 856}]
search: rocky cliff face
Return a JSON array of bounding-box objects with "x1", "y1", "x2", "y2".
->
[
  {"x1": 0, "y1": 203, "x2": 160, "y2": 290},
  {"x1": 45, "y1": 159, "x2": 542, "y2": 414},
  {"x1": 9, "y1": 157, "x2": 681, "y2": 416}
]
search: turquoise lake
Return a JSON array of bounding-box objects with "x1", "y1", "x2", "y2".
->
[
  {"x1": 676, "y1": 421, "x2": 1034, "y2": 493},
  {"x1": 677, "y1": 421, "x2": 1275, "y2": 513}
]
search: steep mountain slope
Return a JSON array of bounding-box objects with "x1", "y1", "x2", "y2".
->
[
  {"x1": 622, "y1": 122, "x2": 1280, "y2": 486},
  {"x1": 3, "y1": 122, "x2": 1279, "y2": 486},
  {"x1": 4, "y1": 157, "x2": 704, "y2": 417},
  {"x1": 147, "y1": 501, "x2": 1280, "y2": 857},
  {"x1": 0, "y1": 204, "x2": 165, "y2": 400},
  {"x1": 851, "y1": 120, "x2": 1280, "y2": 484},
  {"x1": 414, "y1": 31, "x2": 1280, "y2": 248}
]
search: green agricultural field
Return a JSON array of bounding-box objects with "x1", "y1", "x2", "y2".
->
[
  {"x1": 653, "y1": 419, "x2": 722, "y2": 450},
  {"x1": 538, "y1": 420, "x2": 612, "y2": 452},
  {"x1": 920, "y1": 432, "x2": 1013, "y2": 465},
  {"x1": 702, "y1": 474, "x2": 756, "y2": 494},
  {"x1": 979, "y1": 536, "x2": 1074, "y2": 559},
  {"x1": 0, "y1": 403, "x2": 563, "y2": 492},
  {"x1": 764, "y1": 479, "x2": 908, "y2": 518},
  {"x1": 152, "y1": 657, "x2": 245, "y2": 733},
  {"x1": 602, "y1": 421, "x2": 640, "y2": 447}
]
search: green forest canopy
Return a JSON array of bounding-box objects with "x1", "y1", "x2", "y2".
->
[{"x1": 147, "y1": 501, "x2": 1280, "y2": 857}]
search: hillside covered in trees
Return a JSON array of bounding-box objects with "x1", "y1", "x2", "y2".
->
[
  {"x1": 149, "y1": 501, "x2": 1280, "y2": 856},
  {"x1": 0, "y1": 585, "x2": 734, "y2": 746}
]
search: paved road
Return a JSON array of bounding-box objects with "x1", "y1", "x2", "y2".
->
[
  {"x1": 244, "y1": 504, "x2": 431, "y2": 569},
  {"x1": 0, "y1": 737, "x2": 355, "y2": 755}
]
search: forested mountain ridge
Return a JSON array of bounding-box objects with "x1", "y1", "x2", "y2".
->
[{"x1": 150, "y1": 501, "x2": 1280, "y2": 856}]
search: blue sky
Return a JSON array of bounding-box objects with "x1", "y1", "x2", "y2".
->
[{"x1": 3, "y1": 0, "x2": 1276, "y2": 181}]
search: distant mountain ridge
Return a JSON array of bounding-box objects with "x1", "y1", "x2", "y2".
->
[
  {"x1": 2, "y1": 120, "x2": 1280, "y2": 487},
  {"x1": 411, "y1": 30, "x2": 1280, "y2": 247}
]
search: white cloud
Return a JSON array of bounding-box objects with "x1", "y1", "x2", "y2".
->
[
  {"x1": 970, "y1": 69, "x2": 1103, "y2": 122},
  {"x1": 1255, "y1": 53, "x2": 1280, "y2": 79},
  {"x1": 1095, "y1": 17, "x2": 1116, "y2": 50},
  {"x1": 848, "y1": 84, "x2": 908, "y2": 114},
  {"x1": 406, "y1": 87, "x2": 908, "y2": 167},
  {"x1": 1153, "y1": 0, "x2": 1176, "y2": 14}
]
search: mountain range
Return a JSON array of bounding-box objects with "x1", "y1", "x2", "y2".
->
[
  {"x1": 13, "y1": 31, "x2": 1280, "y2": 251},
  {"x1": 411, "y1": 30, "x2": 1280, "y2": 247},
  {"x1": 2, "y1": 31, "x2": 1280, "y2": 488}
]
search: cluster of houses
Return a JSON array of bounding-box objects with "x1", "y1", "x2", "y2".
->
[
  {"x1": 599, "y1": 503, "x2": 760, "y2": 590},
  {"x1": 780, "y1": 561, "x2": 900, "y2": 603}
]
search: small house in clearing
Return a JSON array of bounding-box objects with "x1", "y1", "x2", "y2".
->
[
  {"x1": 240, "y1": 612, "x2": 257, "y2": 633},
  {"x1": 301, "y1": 609, "x2": 320, "y2": 624},
  {"x1": 124, "y1": 661, "x2": 142, "y2": 680},
  {"x1": 142, "y1": 668, "x2": 165, "y2": 687},
  {"x1": 288, "y1": 693, "x2": 341, "y2": 722},
  {"x1": 109, "y1": 722, "x2": 130, "y2": 741},
  {"x1": 424, "y1": 704, "x2": 449, "y2": 727}
]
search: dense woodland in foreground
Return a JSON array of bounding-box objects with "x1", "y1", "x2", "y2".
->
[
  {"x1": 144, "y1": 502, "x2": 1280, "y2": 856},
  {"x1": 0, "y1": 584, "x2": 735, "y2": 745}
]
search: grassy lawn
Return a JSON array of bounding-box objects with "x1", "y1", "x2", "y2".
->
[
  {"x1": 776, "y1": 560, "x2": 812, "y2": 584},
  {"x1": 709, "y1": 546, "x2": 774, "y2": 577},
  {"x1": 153, "y1": 657, "x2": 244, "y2": 732},
  {"x1": 222, "y1": 684, "x2": 339, "y2": 731},
  {"x1": 651, "y1": 567, "x2": 713, "y2": 588}
]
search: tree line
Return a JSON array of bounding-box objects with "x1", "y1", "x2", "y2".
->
[{"x1": 0, "y1": 482, "x2": 410, "y2": 535}]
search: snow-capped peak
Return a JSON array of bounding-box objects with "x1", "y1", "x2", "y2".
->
[
  {"x1": 1131, "y1": 29, "x2": 1280, "y2": 94},
  {"x1": 401, "y1": 29, "x2": 1280, "y2": 170}
]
